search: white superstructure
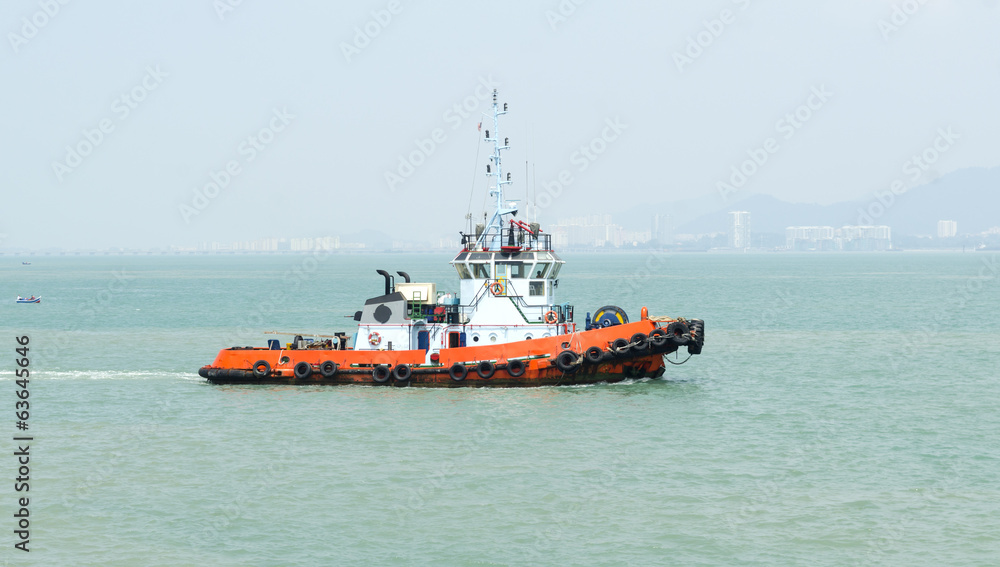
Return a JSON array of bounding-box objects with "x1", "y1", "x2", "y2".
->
[{"x1": 353, "y1": 90, "x2": 575, "y2": 360}]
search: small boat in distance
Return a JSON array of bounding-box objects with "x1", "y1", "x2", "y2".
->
[
  {"x1": 16, "y1": 296, "x2": 41, "y2": 304},
  {"x1": 22, "y1": 262, "x2": 31, "y2": 265}
]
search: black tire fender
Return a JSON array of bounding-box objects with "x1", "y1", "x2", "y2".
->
[
  {"x1": 555, "y1": 350, "x2": 579, "y2": 373},
  {"x1": 393, "y1": 364, "x2": 412, "y2": 382},
  {"x1": 631, "y1": 333, "x2": 649, "y2": 352},
  {"x1": 252, "y1": 360, "x2": 271, "y2": 379},
  {"x1": 649, "y1": 328, "x2": 669, "y2": 348},
  {"x1": 319, "y1": 360, "x2": 338, "y2": 378},
  {"x1": 476, "y1": 361, "x2": 495, "y2": 379},
  {"x1": 506, "y1": 359, "x2": 526, "y2": 377},
  {"x1": 585, "y1": 346, "x2": 604, "y2": 364},
  {"x1": 373, "y1": 365, "x2": 391, "y2": 383},
  {"x1": 293, "y1": 361, "x2": 312, "y2": 379},
  {"x1": 449, "y1": 363, "x2": 468, "y2": 381},
  {"x1": 611, "y1": 338, "x2": 631, "y2": 356}
]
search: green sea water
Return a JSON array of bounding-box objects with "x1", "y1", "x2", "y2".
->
[{"x1": 1, "y1": 252, "x2": 998, "y2": 566}]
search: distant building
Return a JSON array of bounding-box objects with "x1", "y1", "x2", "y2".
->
[
  {"x1": 786, "y1": 226, "x2": 835, "y2": 251},
  {"x1": 729, "y1": 211, "x2": 751, "y2": 251},
  {"x1": 838, "y1": 225, "x2": 892, "y2": 251},
  {"x1": 937, "y1": 220, "x2": 957, "y2": 238},
  {"x1": 785, "y1": 225, "x2": 892, "y2": 251},
  {"x1": 651, "y1": 213, "x2": 672, "y2": 244},
  {"x1": 551, "y1": 215, "x2": 625, "y2": 247}
]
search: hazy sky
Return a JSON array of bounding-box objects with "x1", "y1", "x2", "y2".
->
[{"x1": 2, "y1": 0, "x2": 998, "y2": 249}]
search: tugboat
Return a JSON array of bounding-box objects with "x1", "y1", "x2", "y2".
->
[{"x1": 199, "y1": 90, "x2": 704, "y2": 387}]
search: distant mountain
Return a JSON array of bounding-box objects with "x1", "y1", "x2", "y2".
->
[{"x1": 624, "y1": 167, "x2": 1000, "y2": 236}]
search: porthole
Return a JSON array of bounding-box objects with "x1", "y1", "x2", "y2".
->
[{"x1": 489, "y1": 334, "x2": 498, "y2": 343}]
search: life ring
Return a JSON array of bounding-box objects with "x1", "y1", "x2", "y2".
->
[
  {"x1": 449, "y1": 363, "x2": 467, "y2": 381},
  {"x1": 252, "y1": 360, "x2": 271, "y2": 378},
  {"x1": 544, "y1": 310, "x2": 558, "y2": 324},
  {"x1": 490, "y1": 282, "x2": 504, "y2": 296},
  {"x1": 368, "y1": 332, "x2": 382, "y2": 347},
  {"x1": 293, "y1": 361, "x2": 312, "y2": 379},
  {"x1": 507, "y1": 359, "x2": 526, "y2": 377}
]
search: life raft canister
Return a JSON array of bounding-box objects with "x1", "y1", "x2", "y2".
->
[{"x1": 368, "y1": 332, "x2": 382, "y2": 346}]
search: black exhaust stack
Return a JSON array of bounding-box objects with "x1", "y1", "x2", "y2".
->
[
  {"x1": 376, "y1": 270, "x2": 394, "y2": 295},
  {"x1": 396, "y1": 271, "x2": 411, "y2": 283}
]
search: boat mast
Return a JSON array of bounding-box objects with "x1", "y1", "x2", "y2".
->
[{"x1": 477, "y1": 89, "x2": 516, "y2": 250}]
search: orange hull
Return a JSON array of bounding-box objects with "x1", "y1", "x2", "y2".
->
[{"x1": 199, "y1": 320, "x2": 696, "y2": 387}]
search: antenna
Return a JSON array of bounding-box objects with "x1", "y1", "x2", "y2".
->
[{"x1": 475, "y1": 89, "x2": 518, "y2": 250}]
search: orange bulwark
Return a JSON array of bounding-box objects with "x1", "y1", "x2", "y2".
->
[{"x1": 199, "y1": 318, "x2": 704, "y2": 388}]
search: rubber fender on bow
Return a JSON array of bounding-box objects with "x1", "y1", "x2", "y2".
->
[
  {"x1": 687, "y1": 319, "x2": 705, "y2": 355},
  {"x1": 665, "y1": 321, "x2": 689, "y2": 336},
  {"x1": 555, "y1": 350, "x2": 579, "y2": 373},
  {"x1": 611, "y1": 338, "x2": 631, "y2": 356},
  {"x1": 584, "y1": 346, "x2": 604, "y2": 364},
  {"x1": 649, "y1": 328, "x2": 669, "y2": 349},
  {"x1": 630, "y1": 333, "x2": 649, "y2": 352}
]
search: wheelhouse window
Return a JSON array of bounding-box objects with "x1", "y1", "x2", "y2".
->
[
  {"x1": 505, "y1": 262, "x2": 527, "y2": 278},
  {"x1": 550, "y1": 263, "x2": 563, "y2": 279},
  {"x1": 455, "y1": 264, "x2": 472, "y2": 279},
  {"x1": 533, "y1": 263, "x2": 551, "y2": 279},
  {"x1": 529, "y1": 281, "x2": 545, "y2": 296},
  {"x1": 471, "y1": 263, "x2": 490, "y2": 279}
]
